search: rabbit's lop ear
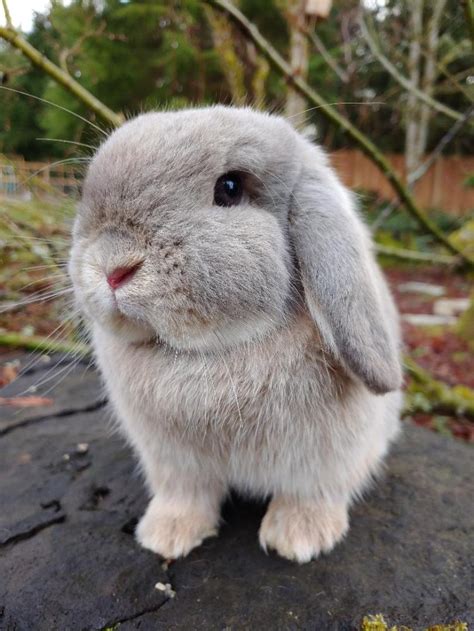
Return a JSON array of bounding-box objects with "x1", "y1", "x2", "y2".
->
[{"x1": 289, "y1": 147, "x2": 402, "y2": 394}]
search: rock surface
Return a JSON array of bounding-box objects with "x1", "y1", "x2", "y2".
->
[{"x1": 0, "y1": 355, "x2": 473, "y2": 630}]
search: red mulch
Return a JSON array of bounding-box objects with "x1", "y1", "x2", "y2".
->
[
  {"x1": 385, "y1": 267, "x2": 474, "y2": 389},
  {"x1": 411, "y1": 413, "x2": 474, "y2": 442},
  {"x1": 386, "y1": 265, "x2": 474, "y2": 442}
]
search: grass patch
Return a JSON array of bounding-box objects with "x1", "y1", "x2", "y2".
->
[{"x1": 0, "y1": 196, "x2": 75, "y2": 343}]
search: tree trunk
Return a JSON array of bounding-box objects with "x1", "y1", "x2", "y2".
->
[
  {"x1": 405, "y1": 0, "x2": 424, "y2": 176},
  {"x1": 405, "y1": 0, "x2": 447, "y2": 180},
  {"x1": 283, "y1": 0, "x2": 312, "y2": 128},
  {"x1": 417, "y1": 0, "x2": 448, "y2": 159},
  {"x1": 204, "y1": 6, "x2": 247, "y2": 106}
]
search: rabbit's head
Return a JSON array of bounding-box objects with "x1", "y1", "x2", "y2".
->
[{"x1": 69, "y1": 106, "x2": 401, "y2": 394}]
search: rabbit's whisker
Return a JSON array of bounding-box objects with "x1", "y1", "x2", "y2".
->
[
  {"x1": 19, "y1": 263, "x2": 68, "y2": 273},
  {"x1": 0, "y1": 86, "x2": 109, "y2": 136},
  {"x1": 15, "y1": 273, "x2": 68, "y2": 292},
  {"x1": 0, "y1": 287, "x2": 74, "y2": 313},
  {"x1": 285, "y1": 101, "x2": 387, "y2": 121},
  {"x1": 7, "y1": 310, "x2": 83, "y2": 390},
  {"x1": 36, "y1": 137, "x2": 98, "y2": 151},
  {"x1": 22, "y1": 157, "x2": 90, "y2": 187}
]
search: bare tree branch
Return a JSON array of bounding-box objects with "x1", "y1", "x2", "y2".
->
[
  {"x1": 432, "y1": 64, "x2": 473, "y2": 103},
  {"x1": 307, "y1": 29, "x2": 349, "y2": 83},
  {"x1": 464, "y1": 0, "x2": 474, "y2": 47},
  {"x1": 57, "y1": 19, "x2": 106, "y2": 76},
  {"x1": 370, "y1": 201, "x2": 398, "y2": 233},
  {"x1": 0, "y1": 63, "x2": 29, "y2": 80},
  {"x1": 0, "y1": 25, "x2": 124, "y2": 128},
  {"x1": 203, "y1": 0, "x2": 473, "y2": 266},
  {"x1": 1, "y1": 0, "x2": 12, "y2": 27},
  {"x1": 372, "y1": 106, "x2": 473, "y2": 233},
  {"x1": 409, "y1": 105, "x2": 474, "y2": 183},
  {"x1": 359, "y1": 15, "x2": 470, "y2": 127},
  {"x1": 375, "y1": 244, "x2": 457, "y2": 266}
]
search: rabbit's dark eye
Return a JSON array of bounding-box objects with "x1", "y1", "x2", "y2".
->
[{"x1": 214, "y1": 172, "x2": 243, "y2": 207}]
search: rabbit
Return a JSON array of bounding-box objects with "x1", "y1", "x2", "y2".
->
[{"x1": 68, "y1": 105, "x2": 403, "y2": 564}]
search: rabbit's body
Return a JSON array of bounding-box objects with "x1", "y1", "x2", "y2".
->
[
  {"x1": 70, "y1": 106, "x2": 403, "y2": 562},
  {"x1": 95, "y1": 314, "x2": 400, "y2": 499}
]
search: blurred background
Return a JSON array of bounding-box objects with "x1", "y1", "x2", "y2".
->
[{"x1": 0, "y1": 0, "x2": 473, "y2": 440}]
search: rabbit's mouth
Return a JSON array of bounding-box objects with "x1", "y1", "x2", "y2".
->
[{"x1": 92, "y1": 298, "x2": 157, "y2": 344}]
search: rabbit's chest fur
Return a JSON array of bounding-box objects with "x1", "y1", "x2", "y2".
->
[{"x1": 93, "y1": 311, "x2": 398, "y2": 493}]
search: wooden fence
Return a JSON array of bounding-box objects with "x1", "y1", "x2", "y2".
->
[
  {"x1": 331, "y1": 150, "x2": 474, "y2": 215},
  {"x1": 0, "y1": 157, "x2": 82, "y2": 199},
  {"x1": 1, "y1": 152, "x2": 473, "y2": 215}
]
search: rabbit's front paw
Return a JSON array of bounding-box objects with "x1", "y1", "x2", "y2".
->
[
  {"x1": 136, "y1": 496, "x2": 218, "y2": 559},
  {"x1": 259, "y1": 496, "x2": 349, "y2": 563}
]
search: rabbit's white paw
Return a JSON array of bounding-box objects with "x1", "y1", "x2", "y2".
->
[
  {"x1": 259, "y1": 496, "x2": 349, "y2": 563},
  {"x1": 136, "y1": 496, "x2": 218, "y2": 559}
]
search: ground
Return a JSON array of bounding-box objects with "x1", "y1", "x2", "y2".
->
[
  {"x1": 385, "y1": 267, "x2": 474, "y2": 442},
  {"x1": 0, "y1": 353, "x2": 473, "y2": 630}
]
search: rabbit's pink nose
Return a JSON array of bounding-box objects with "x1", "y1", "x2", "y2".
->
[{"x1": 106, "y1": 263, "x2": 141, "y2": 290}]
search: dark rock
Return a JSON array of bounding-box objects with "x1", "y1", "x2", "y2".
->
[
  {"x1": 0, "y1": 505, "x2": 66, "y2": 546},
  {"x1": 0, "y1": 356, "x2": 472, "y2": 630}
]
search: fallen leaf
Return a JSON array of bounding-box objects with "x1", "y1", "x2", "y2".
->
[
  {"x1": 0, "y1": 396, "x2": 54, "y2": 407},
  {"x1": 0, "y1": 364, "x2": 19, "y2": 387},
  {"x1": 17, "y1": 452, "x2": 32, "y2": 464}
]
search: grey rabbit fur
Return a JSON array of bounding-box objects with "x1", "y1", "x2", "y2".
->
[{"x1": 69, "y1": 106, "x2": 403, "y2": 563}]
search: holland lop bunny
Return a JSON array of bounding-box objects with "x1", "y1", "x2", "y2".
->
[{"x1": 69, "y1": 106, "x2": 403, "y2": 563}]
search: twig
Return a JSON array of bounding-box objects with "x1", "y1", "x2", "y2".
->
[
  {"x1": 0, "y1": 332, "x2": 91, "y2": 358},
  {"x1": 359, "y1": 15, "x2": 470, "y2": 127},
  {"x1": 375, "y1": 244, "x2": 458, "y2": 266},
  {"x1": 0, "y1": 63, "x2": 29, "y2": 80},
  {"x1": 1, "y1": 0, "x2": 12, "y2": 27},
  {"x1": 0, "y1": 25, "x2": 124, "y2": 128},
  {"x1": 55, "y1": 17, "x2": 106, "y2": 76},
  {"x1": 370, "y1": 200, "x2": 398, "y2": 233},
  {"x1": 409, "y1": 105, "x2": 474, "y2": 183},
  {"x1": 430, "y1": 51, "x2": 474, "y2": 104},
  {"x1": 203, "y1": 0, "x2": 473, "y2": 267},
  {"x1": 372, "y1": 106, "x2": 474, "y2": 233},
  {"x1": 464, "y1": 0, "x2": 474, "y2": 48},
  {"x1": 306, "y1": 30, "x2": 349, "y2": 83}
]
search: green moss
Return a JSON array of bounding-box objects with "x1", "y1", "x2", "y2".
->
[
  {"x1": 456, "y1": 293, "x2": 474, "y2": 344},
  {"x1": 404, "y1": 358, "x2": 474, "y2": 419},
  {"x1": 361, "y1": 614, "x2": 468, "y2": 631},
  {"x1": 361, "y1": 614, "x2": 411, "y2": 631},
  {"x1": 450, "y1": 220, "x2": 474, "y2": 260}
]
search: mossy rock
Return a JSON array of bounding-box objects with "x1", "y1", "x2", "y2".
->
[
  {"x1": 361, "y1": 614, "x2": 468, "y2": 630},
  {"x1": 450, "y1": 219, "x2": 474, "y2": 259},
  {"x1": 456, "y1": 293, "x2": 474, "y2": 344},
  {"x1": 1, "y1": 357, "x2": 473, "y2": 630}
]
